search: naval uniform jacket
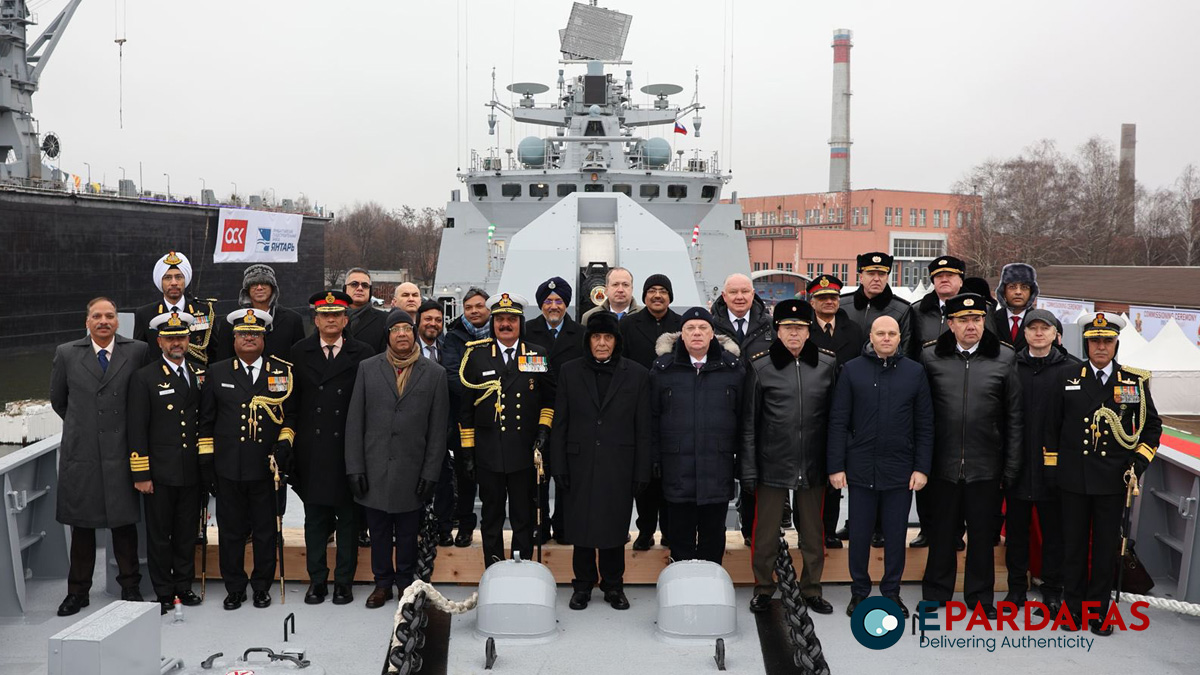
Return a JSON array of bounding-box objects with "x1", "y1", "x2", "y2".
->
[
  {"x1": 126, "y1": 358, "x2": 204, "y2": 486},
  {"x1": 198, "y1": 355, "x2": 297, "y2": 482},
  {"x1": 458, "y1": 339, "x2": 556, "y2": 474},
  {"x1": 289, "y1": 333, "x2": 375, "y2": 506},
  {"x1": 1044, "y1": 361, "x2": 1162, "y2": 496},
  {"x1": 133, "y1": 295, "x2": 220, "y2": 367}
]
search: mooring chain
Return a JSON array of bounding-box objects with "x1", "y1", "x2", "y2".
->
[
  {"x1": 414, "y1": 502, "x2": 440, "y2": 584},
  {"x1": 774, "y1": 533, "x2": 832, "y2": 675},
  {"x1": 387, "y1": 591, "x2": 429, "y2": 675}
]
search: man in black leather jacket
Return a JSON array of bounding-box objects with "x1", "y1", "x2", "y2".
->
[
  {"x1": 740, "y1": 300, "x2": 838, "y2": 616},
  {"x1": 919, "y1": 293, "x2": 1022, "y2": 619}
]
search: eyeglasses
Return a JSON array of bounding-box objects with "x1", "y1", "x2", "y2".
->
[
  {"x1": 347, "y1": 281, "x2": 371, "y2": 289},
  {"x1": 389, "y1": 324, "x2": 414, "y2": 334},
  {"x1": 542, "y1": 298, "x2": 565, "y2": 307}
]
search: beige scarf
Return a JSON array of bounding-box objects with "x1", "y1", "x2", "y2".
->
[{"x1": 385, "y1": 343, "x2": 421, "y2": 396}]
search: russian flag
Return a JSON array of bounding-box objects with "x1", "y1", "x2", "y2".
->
[{"x1": 674, "y1": 121, "x2": 688, "y2": 135}]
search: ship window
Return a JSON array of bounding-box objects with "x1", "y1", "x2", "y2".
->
[
  {"x1": 502, "y1": 183, "x2": 522, "y2": 198},
  {"x1": 612, "y1": 184, "x2": 632, "y2": 196},
  {"x1": 668, "y1": 185, "x2": 688, "y2": 199},
  {"x1": 471, "y1": 184, "x2": 488, "y2": 198},
  {"x1": 701, "y1": 185, "x2": 717, "y2": 201},
  {"x1": 530, "y1": 183, "x2": 549, "y2": 198},
  {"x1": 557, "y1": 184, "x2": 577, "y2": 196},
  {"x1": 584, "y1": 120, "x2": 606, "y2": 136},
  {"x1": 584, "y1": 184, "x2": 605, "y2": 193},
  {"x1": 640, "y1": 184, "x2": 660, "y2": 199}
]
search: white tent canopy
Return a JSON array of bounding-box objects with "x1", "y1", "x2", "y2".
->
[{"x1": 1122, "y1": 318, "x2": 1200, "y2": 414}]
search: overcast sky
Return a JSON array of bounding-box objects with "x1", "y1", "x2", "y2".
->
[{"x1": 30, "y1": 0, "x2": 1200, "y2": 214}]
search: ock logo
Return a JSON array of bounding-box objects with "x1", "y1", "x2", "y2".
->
[
  {"x1": 850, "y1": 596, "x2": 906, "y2": 650},
  {"x1": 221, "y1": 219, "x2": 248, "y2": 252}
]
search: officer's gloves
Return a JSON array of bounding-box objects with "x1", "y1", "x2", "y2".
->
[
  {"x1": 416, "y1": 479, "x2": 436, "y2": 502},
  {"x1": 633, "y1": 481, "x2": 648, "y2": 497},
  {"x1": 532, "y1": 427, "x2": 550, "y2": 454},
  {"x1": 270, "y1": 442, "x2": 293, "y2": 477},
  {"x1": 349, "y1": 473, "x2": 369, "y2": 500},
  {"x1": 1131, "y1": 454, "x2": 1150, "y2": 479},
  {"x1": 740, "y1": 479, "x2": 757, "y2": 497},
  {"x1": 199, "y1": 462, "x2": 217, "y2": 497},
  {"x1": 461, "y1": 451, "x2": 477, "y2": 481}
]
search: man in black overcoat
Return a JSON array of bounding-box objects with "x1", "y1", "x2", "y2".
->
[{"x1": 550, "y1": 313, "x2": 652, "y2": 611}]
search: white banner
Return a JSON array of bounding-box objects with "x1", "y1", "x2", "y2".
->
[
  {"x1": 1129, "y1": 305, "x2": 1200, "y2": 346},
  {"x1": 1036, "y1": 297, "x2": 1094, "y2": 324},
  {"x1": 213, "y1": 208, "x2": 302, "y2": 263}
]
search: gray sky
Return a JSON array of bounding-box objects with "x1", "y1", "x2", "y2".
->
[{"x1": 32, "y1": 0, "x2": 1200, "y2": 213}]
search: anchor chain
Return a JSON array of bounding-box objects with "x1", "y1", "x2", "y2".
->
[
  {"x1": 774, "y1": 533, "x2": 831, "y2": 675},
  {"x1": 386, "y1": 591, "x2": 429, "y2": 675},
  {"x1": 414, "y1": 501, "x2": 440, "y2": 583}
]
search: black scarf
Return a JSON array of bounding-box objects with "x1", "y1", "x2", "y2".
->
[{"x1": 585, "y1": 354, "x2": 618, "y2": 400}]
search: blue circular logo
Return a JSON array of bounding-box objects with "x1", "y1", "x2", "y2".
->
[{"x1": 850, "y1": 597, "x2": 906, "y2": 650}]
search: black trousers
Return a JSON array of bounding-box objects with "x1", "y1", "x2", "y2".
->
[
  {"x1": 634, "y1": 476, "x2": 670, "y2": 540},
  {"x1": 922, "y1": 478, "x2": 1000, "y2": 607},
  {"x1": 665, "y1": 501, "x2": 727, "y2": 564},
  {"x1": 1005, "y1": 491, "x2": 1064, "y2": 596},
  {"x1": 68, "y1": 524, "x2": 140, "y2": 595},
  {"x1": 848, "y1": 485, "x2": 911, "y2": 597},
  {"x1": 363, "y1": 506, "x2": 421, "y2": 589},
  {"x1": 304, "y1": 500, "x2": 359, "y2": 585},
  {"x1": 477, "y1": 467, "x2": 535, "y2": 566},
  {"x1": 572, "y1": 546, "x2": 625, "y2": 592},
  {"x1": 1060, "y1": 489, "x2": 1122, "y2": 620},
  {"x1": 915, "y1": 484, "x2": 933, "y2": 533},
  {"x1": 144, "y1": 484, "x2": 201, "y2": 598},
  {"x1": 433, "y1": 453, "x2": 456, "y2": 537},
  {"x1": 823, "y1": 486, "x2": 842, "y2": 538},
  {"x1": 454, "y1": 449, "x2": 479, "y2": 532},
  {"x1": 737, "y1": 487, "x2": 755, "y2": 538},
  {"x1": 215, "y1": 476, "x2": 277, "y2": 594}
]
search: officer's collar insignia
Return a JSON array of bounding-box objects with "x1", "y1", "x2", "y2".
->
[
  {"x1": 1094, "y1": 313, "x2": 1107, "y2": 327},
  {"x1": 164, "y1": 251, "x2": 182, "y2": 265}
]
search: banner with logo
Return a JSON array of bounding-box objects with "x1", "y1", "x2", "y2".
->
[
  {"x1": 213, "y1": 208, "x2": 302, "y2": 263},
  {"x1": 1036, "y1": 297, "x2": 1094, "y2": 324},
  {"x1": 1128, "y1": 305, "x2": 1200, "y2": 346}
]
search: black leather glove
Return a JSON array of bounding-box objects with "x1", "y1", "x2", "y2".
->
[
  {"x1": 1131, "y1": 454, "x2": 1150, "y2": 479},
  {"x1": 652, "y1": 462, "x2": 662, "y2": 480},
  {"x1": 554, "y1": 474, "x2": 570, "y2": 493},
  {"x1": 270, "y1": 441, "x2": 292, "y2": 475},
  {"x1": 349, "y1": 473, "x2": 368, "y2": 500},
  {"x1": 634, "y1": 481, "x2": 648, "y2": 497},
  {"x1": 532, "y1": 427, "x2": 550, "y2": 454},
  {"x1": 740, "y1": 479, "x2": 756, "y2": 497},
  {"x1": 200, "y1": 462, "x2": 217, "y2": 497},
  {"x1": 461, "y1": 450, "x2": 477, "y2": 481},
  {"x1": 416, "y1": 478, "x2": 436, "y2": 502}
]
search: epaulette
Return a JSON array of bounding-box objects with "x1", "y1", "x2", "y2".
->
[
  {"x1": 923, "y1": 339, "x2": 938, "y2": 348},
  {"x1": 1121, "y1": 365, "x2": 1151, "y2": 380},
  {"x1": 465, "y1": 337, "x2": 494, "y2": 347},
  {"x1": 269, "y1": 355, "x2": 294, "y2": 367},
  {"x1": 750, "y1": 350, "x2": 770, "y2": 360},
  {"x1": 998, "y1": 338, "x2": 1014, "y2": 349},
  {"x1": 818, "y1": 347, "x2": 837, "y2": 357}
]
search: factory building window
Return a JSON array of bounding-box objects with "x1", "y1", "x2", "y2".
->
[
  {"x1": 786, "y1": 263, "x2": 794, "y2": 272},
  {"x1": 557, "y1": 184, "x2": 577, "y2": 197},
  {"x1": 852, "y1": 208, "x2": 859, "y2": 226},
  {"x1": 584, "y1": 184, "x2": 605, "y2": 192},
  {"x1": 668, "y1": 185, "x2": 688, "y2": 199},
  {"x1": 807, "y1": 263, "x2": 814, "y2": 278},
  {"x1": 530, "y1": 183, "x2": 550, "y2": 198},
  {"x1": 861, "y1": 207, "x2": 869, "y2": 226},
  {"x1": 885, "y1": 207, "x2": 893, "y2": 226},
  {"x1": 841, "y1": 263, "x2": 849, "y2": 280},
  {"x1": 957, "y1": 211, "x2": 964, "y2": 228},
  {"x1": 909, "y1": 208, "x2": 917, "y2": 227},
  {"x1": 501, "y1": 183, "x2": 522, "y2": 198},
  {"x1": 892, "y1": 238, "x2": 945, "y2": 258},
  {"x1": 612, "y1": 184, "x2": 632, "y2": 196},
  {"x1": 472, "y1": 184, "x2": 488, "y2": 198},
  {"x1": 702, "y1": 185, "x2": 718, "y2": 200},
  {"x1": 933, "y1": 210, "x2": 941, "y2": 228},
  {"x1": 641, "y1": 184, "x2": 661, "y2": 199},
  {"x1": 920, "y1": 209, "x2": 927, "y2": 227},
  {"x1": 776, "y1": 263, "x2": 785, "y2": 271}
]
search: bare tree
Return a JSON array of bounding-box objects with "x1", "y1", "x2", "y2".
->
[
  {"x1": 1134, "y1": 185, "x2": 1180, "y2": 266},
  {"x1": 1175, "y1": 164, "x2": 1200, "y2": 266}
]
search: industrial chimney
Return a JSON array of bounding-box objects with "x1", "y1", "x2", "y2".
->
[
  {"x1": 828, "y1": 29, "x2": 853, "y2": 193},
  {"x1": 1118, "y1": 123, "x2": 1136, "y2": 234}
]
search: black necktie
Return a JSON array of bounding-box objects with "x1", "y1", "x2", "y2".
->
[
  {"x1": 177, "y1": 365, "x2": 189, "y2": 389},
  {"x1": 169, "y1": 305, "x2": 180, "y2": 314},
  {"x1": 1097, "y1": 370, "x2": 1106, "y2": 385},
  {"x1": 98, "y1": 349, "x2": 109, "y2": 373},
  {"x1": 505, "y1": 348, "x2": 515, "y2": 369},
  {"x1": 426, "y1": 344, "x2": 437, "y2": 361},
  {"x1": 246, "y1": 363, "x2": 255, "y2": 384},
  {"x1": 825, "y1": 323, "x2": 833, "y2": 337},
  {"x1": 735, "y1": 318, "x2": 746, "y2": 342},
  {"x1": 326, "y1": 345, "x2": 336, "y2": 361}
]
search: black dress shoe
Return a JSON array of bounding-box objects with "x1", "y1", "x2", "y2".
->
[
  {"x1": 659, "y1": 537, "x2": 670, "y2": 547},
  {"x1": 908, "y1": 533, "x2": 929, "y2": 547},
  {"x1": 159, "y1": 598, "x2": 174, "y2": 615},
  {"x1": 178, "y1": 590, "x2": 202, "y2": 606},
  {"x1": 223, "y1": 591, "x2": 247, "y2": 610},
  {"x1": 454, "y1": 529, "x2": 474, "y2": 547},
  {"x1": 846, "y1": 594, "x2": 866, "y2": 617},
  {"x1": 632, "y1": 533, "x2": 654, "y2": 551},
  {"x1": 977, "y1": 603, "x2": 997, "y2": 620},
  {"x1": 1060, "y1": 613, "x2": 1082, "y2": 632},
  {"x1": 536, "y1": 530, "x2": 552, "y2": 545},
  {"x1": 120, "y1": 587, "x2": 144, "y2": 602},
  {"x1": 749, "y1": 593, "x2": 772, "y2": 613},
  {"x1": 804, "y1": 595, "x2": 834, "y2": 615},
  {"x1": 884, "y1": 594, "x2": 909, "y2": 619},
  {"x1": 1002, "y1": 591, "x2": 1027, "y2": 607},
  {"x1": 836, "y1": 526, "x2": 850, "y2": 541},
  {"x1": 956, "y1": 537, "x2": 966, "y2": 552},
  {"x1": 365, "y1": 586, "x2": 393, "y2": 609},
  {"x1": 437, "y1": 533, "x2": 455, "y2": 547},
  {"x1": 554, "y1": 535, "x2": 569, "y2": 545},
  {"x1": 357, "y1": 530, "x2": 371, "y2": 548},
  {"x1": 871, "y1": 533, "x2": 885, "y2": 548},
  {"x1": 332, "y1": 583, "x2": 354, "y2": 605},
  {"x1": 569, "y1": 590, "x2": 591, "y2": 610},
  {"x1": 1089, "y1": 620, "x2": 1113, "y2": 636},
  {"x1": 304, "y1": 582, "x2": 328, "y2": 605},
  {"x1": 252, "y1": 590, "x2": 271, "y2": 608},
  {"x1": 824, "y1": 536, "x2": 843, "y2": 549},
  {"x1": 604, "y1": 590, "x2": 630, "y2": 610},
  {"x1": 743, "y1": 535, "x2": 753, "y2": 547}
]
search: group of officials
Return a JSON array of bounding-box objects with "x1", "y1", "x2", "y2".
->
[{"x1": 51, "y1": 249, "x2": 1160, "y2": 636}]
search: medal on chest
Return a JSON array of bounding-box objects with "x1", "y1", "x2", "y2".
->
[
  {"x1": 1113, "y1": 385, "x2": 1139, "y2": 404},
  {"x1": 268, "y1": 375, "x2": 289, "y2": 393},
  {"x1": 518, "y1": 355, "x2": 547, "y2": 373}
]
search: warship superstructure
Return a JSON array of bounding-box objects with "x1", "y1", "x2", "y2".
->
[{"x1": 433, "y1": 2, "x2": 746, "y2": 315}]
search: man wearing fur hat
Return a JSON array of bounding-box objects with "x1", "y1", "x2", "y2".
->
[
  {"x1": 134, "y1": 251, "x2": 220, "y2": 367},
  {"x1": 214, "y1": 264, "x2": 306, "y2": 363},
  {"x1": 620, "y1": 273, "x2": 682, "y2": 550},
  {"x1": 741, "y1": 299, "x2": 839, "y2": 615},
  {"x1": 650, "y1": 307, "x2": 744, "y2": 564},
  {"x1": 457, "y1": 293, "x2": 556, "y2": 566},
  {"x1": 524, "y1": 277, "x2": 582, "y2": 544},
  {"x1": 1044, "y1": 312, "x2": 1161, "y2": 635},
  {"x1": 840, "y1": 252, "x2": 912, "y2": 355},
  {"x1": 993, "y1": 263, "x2": 1039, "y2": 353}
]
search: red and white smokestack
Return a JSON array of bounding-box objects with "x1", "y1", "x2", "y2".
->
[{"x1": 829, "y1": 29, "x2": 853, "y2": 193}]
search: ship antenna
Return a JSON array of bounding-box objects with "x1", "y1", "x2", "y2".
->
[{"x1": 114, "y1": 0, "x2": 128, "y2": 129}]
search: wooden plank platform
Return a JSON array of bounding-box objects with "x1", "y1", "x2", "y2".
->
[{"x1": 196, "y1": 527, "x2": 1009, "y2": 592}]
